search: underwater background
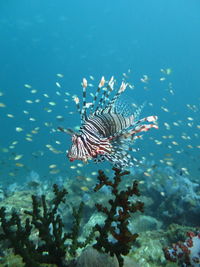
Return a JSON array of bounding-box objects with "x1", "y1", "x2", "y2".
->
[{"x1": 0, "y1": 0, "x2": 200, "y2": 266}]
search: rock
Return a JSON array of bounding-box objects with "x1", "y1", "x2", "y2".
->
[
  {"x1": 76, "y1": 247, "x2": 119, "y2": 267},
  {"x1": 81, "y1": 212, "x2": 106, "y2": 239},
  {"x1": 130, "y1": 215, "x2": 162, "y2": 233},
  {"x1": 130, "y1": 230, "x2": 168, "y2": 267}
]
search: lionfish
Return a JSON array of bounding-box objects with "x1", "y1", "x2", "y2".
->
[{"x1": 59, "y1": 77, "x2": 158, "y2": 168}]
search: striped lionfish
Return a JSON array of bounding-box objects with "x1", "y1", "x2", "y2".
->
[{"x1": 59, "y1": 77, "x2": 158, "y2": 168}]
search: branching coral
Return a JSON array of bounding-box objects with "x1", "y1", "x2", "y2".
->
[
  {"x1": 0, "y1": 168, "x2": 143, "y2": 267},
  {"x1": 0, "y1": 184, "x2": 94, "y2": 267},
  {"x1": 0, "y1": 207, "x2": 39, "y2": 267},
  {"x1": 93, "y1": 167, "x2": 144, "y2": 267},
  {"x1": 68, "y1": 201, "x2": 95, "y2": 257},
  {"x1": 0, "y1": 184, "x2": 68, "y2": 267}
]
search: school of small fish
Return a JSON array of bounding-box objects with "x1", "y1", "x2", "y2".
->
[{"x1": 0, "y1": 69, "x2": 199, "y2": 189}]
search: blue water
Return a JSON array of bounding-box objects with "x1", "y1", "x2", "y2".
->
[{"x1": 0, "y1": 0, "x2": 200, "y2": 187}]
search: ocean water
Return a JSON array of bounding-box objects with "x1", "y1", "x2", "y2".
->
[
  {"x1": 0, "y1": 0, "x2": 200, "y2": 265},
  {"x1": 1, "y1": 0, "x2": 199, "y2": 182}
]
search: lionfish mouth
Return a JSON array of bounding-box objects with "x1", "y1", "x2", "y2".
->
[
  {"x1": 63, "y1": 76, "x2": 158, "y2": 168},
  {"x1": 67, "y1": 149, "x2": 91, "y2": 163}
]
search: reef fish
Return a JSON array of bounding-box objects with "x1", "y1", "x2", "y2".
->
[{"x1": 60, "y1": 77, "x2": 158, "y2": 168}]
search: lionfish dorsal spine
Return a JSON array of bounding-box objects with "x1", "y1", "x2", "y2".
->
[
  {"x1": 94, "y1": 76, "x2": 114, "y2": 113},
  {"x1": 73, "y1": 96, "x2": 81, "y2": 116},
  {"x1": 103, "y1": 80, "x2": 127, "y2": 114},
  {"x1": 99, "y1": 76, "x2": 115, "y2": 110},
  {"x1": 81, "y1": 78, "x2": 88, "y2": 121},
  {"x1": 94, "y1": 76, "x2": 115, "y2": 115},
  {"x1": 90, "y1": 76, "x2": 105, "y2": 113}
]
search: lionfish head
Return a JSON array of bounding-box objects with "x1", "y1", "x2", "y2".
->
[{"x1": 67, "y1": 134, "x2": 90, "y2": 163}]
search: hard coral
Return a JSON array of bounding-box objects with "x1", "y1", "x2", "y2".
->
[{"x1": 93, "y1": 167, "x2": 144, "y2": 267}]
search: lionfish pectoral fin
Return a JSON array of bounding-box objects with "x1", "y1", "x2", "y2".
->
[{"x1": 57, "y1": 127, "x2": 75, "y2": 135}]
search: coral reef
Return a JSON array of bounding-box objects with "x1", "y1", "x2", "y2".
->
[
  {"x1": 164, "y1": 231, "x2": 200, "y2": 266},
  {"x1": 0, "y1": 185, "x2": 94, "y2": 266},
  {"x1": 0, "y1": 168, "x2": 145, "y2": 267},
  {"x1": 129, "y1": 224, "x2": 200, "y2": 267},
  {"x1": 157, "y1": 167, "x2": 200, "y2": 227},
  {"x1": 130, "y1": 230, "x2": 167, "y2": 266},
  {"x1": 76, "y1": 246, "x2": 120, "y2": 267},
  {"x1": 135, "y1": 164, "x2": 200, "y2": 227},
  {"x1": 129, "y1": 214, "x2": 162, "y2": 233},
  {"x1": 93, "y1": 167, "x2": 144, "y2": 267},
  {"x1": 0, "y1": 184, "x2": 69, "y2": 267},
  {"x1": 68, "y1": 201, "x2": 95, "y2": 257}
]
